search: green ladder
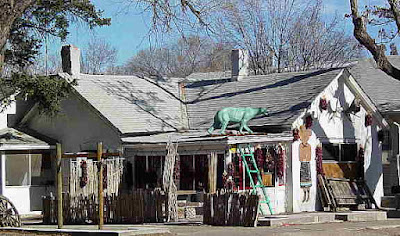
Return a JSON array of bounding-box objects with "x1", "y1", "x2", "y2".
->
[{"x1": 238, "y1": 144, "x2": 274, "y2": 215}]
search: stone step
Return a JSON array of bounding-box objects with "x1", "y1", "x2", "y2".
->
[{"x1": 258, "y1": 211, "x2": 387, "y2": 226}]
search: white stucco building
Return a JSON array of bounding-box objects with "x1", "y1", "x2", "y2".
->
[{"x1": 2, "y1": 46, "x2": 400, "y2": 215}]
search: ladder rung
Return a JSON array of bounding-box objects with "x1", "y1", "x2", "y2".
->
[
  {"x1": 242, "y1": 154, "x2": 253, "y2": 157},
  {"x1": 248, "y1": 170, "x2": 258, "y2": 173}
]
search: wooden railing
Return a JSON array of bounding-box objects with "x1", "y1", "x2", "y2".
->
[
  {"x1": 43, "y1": 190, "x2": 165, "y2": 224},
  {"x1": 203, "y1": 192, "x2": 259, "y2": 227}
]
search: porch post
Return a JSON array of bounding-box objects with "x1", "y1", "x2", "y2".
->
[
  {"x1": 0, "y1": 151, "x2": 5, "y2": 195},
  {"x1": 97, "y1": 142, "x2": 104, "y2": 229},
  {"x1": 208, "y1": 152, "x2": 217, "y2": 193},
  {"x1": 56, "y1": 143, "x2": 63, "y2": 229}
]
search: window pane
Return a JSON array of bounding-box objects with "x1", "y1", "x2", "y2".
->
[
  {"x1": 322, "y1": 144, "x2": 339, "y2": 161},
  {"x1": 6, "y1": 154, "x2": 29, "y2": 186},
  {"x1": 31, "y1": 153, "x2": 53, "y2": 185},
  {"x1": 341, "y1": 144, "x2": 357, "y2": 161}
]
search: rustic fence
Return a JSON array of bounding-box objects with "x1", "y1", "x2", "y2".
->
[
  {"x1": 43, "y1": 190, "x2": 165, "y2": 224},
  {"x1": 203, "y1": 192, "x2": 259, "y2": 227}
]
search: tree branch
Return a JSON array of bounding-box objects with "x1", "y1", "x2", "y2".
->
[{"x1": 350, "y1": 0, "x2": 400, "y2": 80}]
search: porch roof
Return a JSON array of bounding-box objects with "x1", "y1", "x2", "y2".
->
[
  {"x1": 122, "y1": 130, "x2": 293, "y2": 146},
  {"x1": 0, "y1": 128, "x2": 53, "y2": 150}
]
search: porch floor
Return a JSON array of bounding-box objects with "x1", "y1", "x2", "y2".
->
[{"x1": 257, "y1": 210, "x2": 387, "y2": 226}]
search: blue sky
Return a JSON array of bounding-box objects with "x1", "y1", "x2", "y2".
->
[{"x1": 48, "y1": 0, "x2": 386, "y2": 66}]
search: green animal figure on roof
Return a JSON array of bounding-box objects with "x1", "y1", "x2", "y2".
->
[{"x1": 207, "y1": 107, "x2": 269, "y2": 135}]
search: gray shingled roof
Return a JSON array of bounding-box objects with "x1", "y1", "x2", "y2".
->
[
  {"x1": 0, "y1": 128, "x2": 50, "y2": 146},
  {"x1": 184, "y1": 68, "x2": 343, "y2": 131},
  {"x1": 74, "y1": 74, "x2": 184, "y2": 134},
  {"x1": 348, "y1": 56, "x2": 400, "y2": 113}
]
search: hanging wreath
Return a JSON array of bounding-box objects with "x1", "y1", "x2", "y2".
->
[
  {"x1": 365, "y1": 114, "x2": 373, "y2": 127},
  {"x1": 292, "y1": 128, "x2": 300, "y2": 141},
  {"x1": 316, "y1": 145, "x2": 324, "y2": 175},
  {"x1": 103, "y1": 163, "x2": 108, "y2": 189},
  {"x1": 305, "y1": 115, "x2": 313, "y2": 129},
  {"x1": 319, "y1": 97, "x2": 328, "y2": 110},
  {"x1": 80, "y1": 160, "x2": 88, "y2": 188}
]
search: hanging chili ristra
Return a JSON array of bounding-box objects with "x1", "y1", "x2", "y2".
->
[
  {"x1": 357, "y1": 147, "x2": 365, "y2": 179},
  {"x1": 305, "y1": 115, "x2": 313, "y2": 129},
  {"x1": 80, "y1": 160, "x2": 88, "y2": 188},
  {"x1": 255, "y1": 147, "x2": 264, "y2": 171},
  {"x1": 316, "y1": 145, "x2": 324, "y2": 175},
  {"x1": 276, "y1": 145, "x2": 285, "y2": 180},
  {"x1": 292, "y1": 128, "x2": 300, "y2": 141},
  {"x1": 365, "y1": 114, "x2": 373, "y2": 127},
  {"x1": 103, "y1": 163, "x2": 108, "y2": 189},
  {"x1": 320, "y1": 97, "x2": 328, "y2": 110}
]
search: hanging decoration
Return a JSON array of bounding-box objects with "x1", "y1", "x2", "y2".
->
[
  {"x1": 319, "y1": 96, "x2": 328, "y2": 110},
  {"x1": 173, "y1": 154, "x2": 180, "y2": 184},
  {"x1": 103, "y1": 163, "x2": 108, "y2": 189},
  {"x1": 357, "y1": 147, "x2": 365, "y2": 179},
  {"x1": 255, "y1": 147, "x2": 264, "y2": 171},
  {"x1": 265, "y1": 147, "x2": 275, "y2": 173},
  {"x1": 316, "y1": 145, "x2": 324, "y2": 175},
  {"x1": 292, "y1": 128, "x2": 300, "y2": 141},
  {"x1": 80, "y1": 160, "x2": 88, "y2": 188},
  {"x1": 305, "y1": 115, "x2": 313, "y2": 129},
  {"x1": 365, "y1": 114, "x2": 373, "y2": 127},
  {"x1": 276, "y1": 145, "x2": 286, "y2": 186}
]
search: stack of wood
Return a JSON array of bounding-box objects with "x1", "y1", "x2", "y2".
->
[{"x1": 203, "y1": 191, "x2": 259, "y2": 227}]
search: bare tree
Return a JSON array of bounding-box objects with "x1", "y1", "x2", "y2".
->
[
  {"x1": 123, "y1": 36, "x2": 232, "y2": 77},
  {"x1": 82, "y1": 38, "x2": 118, "y2": 74},
  {"x1": 349, "y1": 0, "x2": 400, "y2": 80},
  {"x1": 218, "y1": 0, "x2": 360, "y2": 74}
]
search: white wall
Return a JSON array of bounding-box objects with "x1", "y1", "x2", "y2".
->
[
  {"x1": 26, "y1": 92, "x2": 121, "y2": 153},
  {"x1": 291, "y1": 72, "x2": 384, "y2": 209},
  {"x1": 3, "y1": 186, "x2": 30, "y2": 214}
]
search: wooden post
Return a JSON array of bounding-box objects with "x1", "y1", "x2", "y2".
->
[
  {"x1": 56, "y1": 143, "x2": 63, "y2": 228},
  {"x1": 97, "y1": 142, "x2": 104, "y2": 229},
  {"x1": 208, "y1": 153, "x2": 217, "y2": 194}
]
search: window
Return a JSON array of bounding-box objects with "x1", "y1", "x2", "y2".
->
[
  {"x1": 322, "y1": 143, "x2": 357, "y2": 162},
  {"x1": 5, "y1": 152, "x2": 52, "y2": 186},
  {"x1": 6, "y1": 154, "x2": 30, "y2": 186}
]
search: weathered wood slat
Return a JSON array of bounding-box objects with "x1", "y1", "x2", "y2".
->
[
  {"x1": 42, "y1": 190, "x2": 165, "y2": 224},
  {"x1": 203, "y1": 192, "x2": 259, "y2": 227}
]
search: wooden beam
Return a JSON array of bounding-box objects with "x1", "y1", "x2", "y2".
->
[
  {"x1": 62, "y1": 152, "x2": 121, "y2": 159},
  {"x1": 56, "y1": 143, "x2": 63, "y2": 229},
  {"x1": 97, "y1": 142, "x2": 104, "y2": 230}
]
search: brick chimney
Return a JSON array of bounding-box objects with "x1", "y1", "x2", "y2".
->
[
  {"x1": 61, "y1": 45, "x2": 80, "y2": 76},
  {"x1": 231, "y1": 49, "x2": 249, "y2": 81}
]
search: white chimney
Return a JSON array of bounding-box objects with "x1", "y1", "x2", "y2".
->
[
  {"x1": 61, "y1": 45, "x2": 80, "y2": 76},
  {"x1": 231, "y1": 49, "x2": 249, "y2": 81}
]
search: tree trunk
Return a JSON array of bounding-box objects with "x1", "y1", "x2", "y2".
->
[
  {"x1": 0, "y1": 0, "x2": 36, "y2": 72},
  {"x1": 350, "y1": 0, "x2": 400, "y2": 81}
]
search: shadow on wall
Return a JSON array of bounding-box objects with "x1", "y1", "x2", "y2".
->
[{"x1": 365, "y1": 125, "x2": 382, "y2": 196}]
